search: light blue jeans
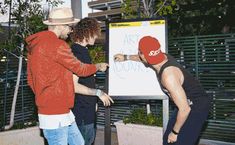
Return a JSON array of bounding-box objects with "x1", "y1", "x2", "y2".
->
[{"x1": 43, "y1": 122, "x2": 85, "y2": 145}]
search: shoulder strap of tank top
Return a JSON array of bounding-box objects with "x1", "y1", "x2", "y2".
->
[{"x1": 158, "y1": 54, "x2": 181, "y2": 80}]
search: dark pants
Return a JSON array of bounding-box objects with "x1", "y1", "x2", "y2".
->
[
  {"x1": 78, "y1": 122, "x2": 96, "y2": 145},
  {"x1": 163, "y1": 97, "x2": 211, "y2": 145}
]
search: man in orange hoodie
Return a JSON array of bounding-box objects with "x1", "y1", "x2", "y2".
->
[{"x1": 26, "y1": 7, "x2": 113, "y2": 145}]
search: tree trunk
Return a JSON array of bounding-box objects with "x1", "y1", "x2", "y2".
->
[{"x1": 4, "y1": 43, "x2": 23, "y2": 130}]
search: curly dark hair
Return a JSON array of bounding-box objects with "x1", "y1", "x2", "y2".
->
[{"x1": 70, "y1": 17, "x2": 101, "y2": 42}]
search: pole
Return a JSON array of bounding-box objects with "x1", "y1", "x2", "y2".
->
[
  {"x1": 162, "y1": 98, "x2": 169, "y2": 133},
  {"x1": 104, "y1": 107, "x2": 111, "y2": 145},
  {"x1": 137, "y1": 0, "x2": 141, "y2": 18},
  {"x1": 7, "y1": 0, "x2": 12, "y2": 38}
]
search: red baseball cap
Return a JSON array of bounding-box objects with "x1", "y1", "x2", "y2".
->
[{"x1": 138, "y1": 36, "x2": 165, "y2": 65}]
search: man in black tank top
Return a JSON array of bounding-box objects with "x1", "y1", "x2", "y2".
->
[{"x1": 114, "y1": 36, "x2": 211, "y2": 145}]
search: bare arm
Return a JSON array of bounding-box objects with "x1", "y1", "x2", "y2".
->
[
  {"x1": 73, "y1": 75, "x2": 114, "y2": 106},
  {"x1": 114, "y1": 54, "x2": 141, "y2": 62},
  {"x1": 161, "y1": 67, "x2": 191, "y2": 143},
  {"x1": 73, "y1": 74, "x2": 96, "y2": 95}
]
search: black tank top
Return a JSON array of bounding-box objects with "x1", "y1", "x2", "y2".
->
[{"x1": 158, "y1": 54, "x2": 207, "y2": 100}]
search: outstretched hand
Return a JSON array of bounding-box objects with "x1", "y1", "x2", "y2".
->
[
  {"x1": 95, "y1": 63, "x2": 109, "y2": 72},
  {"x1": 114, "y1": 54, "x2": 125, "y2": 62}
]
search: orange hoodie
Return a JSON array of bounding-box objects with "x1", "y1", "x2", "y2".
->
[{"x1": 26, "y1": 31, "x2": 97, "y2": 115}]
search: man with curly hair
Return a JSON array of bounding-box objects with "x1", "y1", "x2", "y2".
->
[{"x1": 70, "y1": 17, "x2": 102, "y2": 145}]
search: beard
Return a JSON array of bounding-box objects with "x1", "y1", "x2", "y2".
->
[{"x1": 60, "y1": 34, "x2": 68, "y2": 40}]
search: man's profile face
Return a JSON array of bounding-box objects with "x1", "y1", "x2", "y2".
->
[
  {"x1": 60, "y1": 25, "x2": 73, "y2": 40},
  {"x1": 138, "y1": 50, "x2": 150, "y2": 67}
]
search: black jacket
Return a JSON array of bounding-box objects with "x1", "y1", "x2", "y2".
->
[{"x1": 71, "y1": 43, "x2": 97, "y2": 125}]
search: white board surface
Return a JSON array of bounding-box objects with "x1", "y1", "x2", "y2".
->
[{"x1": 108, "y1": 19, "x2": 166, "y2": 96}]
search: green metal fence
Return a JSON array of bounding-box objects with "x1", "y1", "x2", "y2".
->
[
  {"x1": 0, "y1": 51, "x2": 35, "y2": 130},
  {"x1": 0, "y1": 33, "x2": 234, "y2": 143},
  {"x1": 168, "y1": 33, "x2": 235, "y2": 142}
]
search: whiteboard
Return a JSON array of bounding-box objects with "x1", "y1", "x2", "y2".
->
[{"x1": 107, "y1": 19, "x2": 167, "y2": 97}]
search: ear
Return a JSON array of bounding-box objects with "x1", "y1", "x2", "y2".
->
[
  {"x1": 138, "y1": 51, "x2": 144, "y2": 58},
  {"x1": 141, "y1": 53, "x2": 145, "y2": 59}
]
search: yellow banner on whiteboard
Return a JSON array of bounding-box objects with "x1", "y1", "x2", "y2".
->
[
  {"x1": 149, "y1": 20, "x2": 165, "y2": 25},
  {"x1": 110, "y1": 22, "x2": 142, "y2": 28},
  {"x1": 110, "y1": 20, "x2": 165, "y2": 28}
]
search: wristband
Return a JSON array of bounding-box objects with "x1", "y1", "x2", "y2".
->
[
  {"x1": 172, "y1": 129, "x2": 179, "y2": 135},
  {"x1": 96, "y1": 89, "x2": 102, "y2": 98},
  {"x1": 124, "y1": 55, "x2": 130, "y2": 61},
  {"x1": 124, "y1": 55, "x2": 127, "y2": 61},
  {"x1": 126, "y1": 55, "x2": 130, "y2": 60}
]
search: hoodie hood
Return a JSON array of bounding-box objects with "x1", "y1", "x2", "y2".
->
[{"x1": 26, "y1": 31, "x2": 57, "y2": 54}]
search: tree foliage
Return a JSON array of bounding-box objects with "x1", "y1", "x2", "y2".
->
[
  {"x1": 0, "y1": 0, "x2": 63, "y2": 53},
  {"x1": 121, "y1": 0, "x2": 235, "y2": 37},
  {"x1": 122, "y1": 0, "x2": 176, "y2": 19},
  {"x1": 168, "y1": 0, "x2": 235, "y2": 36},
  {"x1": 123, "y1": 108, "x2": 162, "y2": 126}
]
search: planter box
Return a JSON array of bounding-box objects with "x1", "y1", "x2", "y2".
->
[
  {"x1": 114, "y1": 121, "x2": 163, "y2": 145},
  {"x1": 0, "y1": 126, "x2": 45, "y2": 145}
]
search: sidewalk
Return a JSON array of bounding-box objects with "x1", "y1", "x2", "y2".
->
[{"x1": 94, "y1": 127, "x2": 209, "y2": 145}]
